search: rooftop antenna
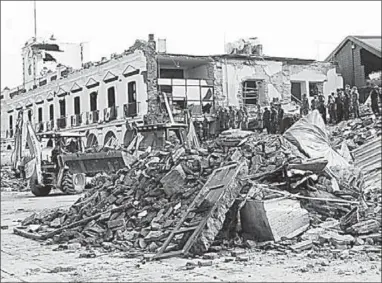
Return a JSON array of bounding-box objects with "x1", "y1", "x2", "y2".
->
[{"x1": 33, "y1": 0, "x2": 37, "y2": 41}]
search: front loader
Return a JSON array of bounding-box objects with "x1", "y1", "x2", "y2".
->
[{"x1": 11, "y1": 110, "x2": 135, "y2": 196}]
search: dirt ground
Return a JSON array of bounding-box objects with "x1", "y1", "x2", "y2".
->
[{"x1": 1, "y1": 190, "x2": 381, "y2": 282}]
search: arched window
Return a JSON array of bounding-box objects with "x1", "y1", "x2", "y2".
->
[
  {"x1": 104, "y1": 131, "x2": 117, "y2": 145},
  {"x1": 86, "y1": 133, "x2": 99, "y2": 147}
]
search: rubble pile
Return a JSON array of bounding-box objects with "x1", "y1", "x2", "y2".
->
[
  {"x1": 329, "y1": 114, "x2": 381, "y2": 151},
  {"x1": 14, "y1": 113, "x2": 381, "y2": 259},
  {"x1": 1, "y1": 166, "x2": 28, "y2": 192}
]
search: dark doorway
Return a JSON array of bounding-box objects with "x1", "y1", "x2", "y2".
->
[
  {"x1": 291, "y1": 82, "x2": 302, "y2": 102},
  {"x1": 28, "y1": 110, "x2": 32, "y2": 121},
  {"x1": 107, "y1": 87, "x2": 116, "y2": 107}
]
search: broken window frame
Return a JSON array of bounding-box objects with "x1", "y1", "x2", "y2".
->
[
  {"x1": 157, "y1": 78, "x2": 214, "y2": 115},
  {"x1": 242, "y1": 80, "x2": 261, "y2": 106}
]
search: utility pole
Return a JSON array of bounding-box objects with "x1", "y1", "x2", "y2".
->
[{"x1": 34, "y1": 0, "x2": 37, "y2": 40}]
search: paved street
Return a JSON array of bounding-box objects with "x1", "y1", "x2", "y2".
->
[{"x1": 1, "y1": 191, "x2": 381, "y2": 282}]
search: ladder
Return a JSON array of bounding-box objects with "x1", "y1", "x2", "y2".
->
[{"x1": 153, "y1": 162, "x2": 241, "y2": 260}]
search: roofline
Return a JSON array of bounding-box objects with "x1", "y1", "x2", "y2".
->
[{"x1": 325, "y1": 35, "x2": 382, "y2": 61}]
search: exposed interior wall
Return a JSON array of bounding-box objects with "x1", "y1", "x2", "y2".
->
[{"x1": 218, "y1": 58, "x2": 343, "y2": 107}]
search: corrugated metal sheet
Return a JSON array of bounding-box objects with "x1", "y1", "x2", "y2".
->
[{"x1": 352, "y1": 136, "x2": 382, "y2": 190}]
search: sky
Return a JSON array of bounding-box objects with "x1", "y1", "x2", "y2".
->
[{"x1": 1, "y1": 0, "x2": 381, "y2": 89}]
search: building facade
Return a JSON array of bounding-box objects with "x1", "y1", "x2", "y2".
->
[
  {"x1": 325, "y1": 36, "x2": 381, "y2": 90},
  {"x1": 1, "y1": 34, "x2": 343, "y2": 153}
]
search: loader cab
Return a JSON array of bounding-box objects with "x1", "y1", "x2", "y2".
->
[{"x1": 136, "y1": 123, "x2": 188, "y2": 150}]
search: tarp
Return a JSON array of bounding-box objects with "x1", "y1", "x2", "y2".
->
[{"x1": 283, "y1": 110, "x2": 349, "y2": 169}]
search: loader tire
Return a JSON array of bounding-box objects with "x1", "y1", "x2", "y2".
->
[
  {"x1": 29, "y1": 172, "x2": 51, "y2": 197},
  {"x1": 61, "y1": 171, "x2": 84, "y2": 195}
]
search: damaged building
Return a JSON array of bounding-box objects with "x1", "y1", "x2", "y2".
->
[{"x1": 1, "y1": 34, "x2": 343, "y2": 154}]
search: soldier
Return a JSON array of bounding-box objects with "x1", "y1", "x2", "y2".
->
[
  {"x1": 317, "y1": 94, "x2": 327, "y2": 124},
  {"x1": 256, "y1": 104, "x2": 263, "y2": 132},
  {"x1": 229, "y1": 106, "x2": 236, "y2": 129},
  {"x1": 370, "y1": 85, "x2": 380, "y2": 116},
  {"x1": 202, "y1": 115, "x2": 209, "y2": 141},
  {"x1": 351, "y1": 86, "x2": 360, "y2": 119},
  {"x1": 343, "y1": 85, "x2": 351, "y2": 120},
  {"x1": 301, "y1": 93, "x2": 309, "y2": 116},
  {"x1": 328, "y1": 93, "x2": 336, "y2": 124},
  {"x1": 277, "y1": 104, "x2": 284, "y2": 133},
  {"x1": 270, "y1": 104, "x2": 278, "y2": 134},
  {"x1": 263, "y1": 107, "x2": 271, "y2": 134},
  {"x1": 311, "y1": 95, "x2": 319, "y2": 111}
]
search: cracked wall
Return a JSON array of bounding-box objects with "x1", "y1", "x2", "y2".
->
[{"x1": 216, "y1": 58, "x2": 343, "y2": 107}]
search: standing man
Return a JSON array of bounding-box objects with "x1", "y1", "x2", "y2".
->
[
  {"x1": 256, "y1": 104, "x2": 263, "y2": 133},
  {"x1": 336, "y1": 89, "x2": 343, "y2": 123},
  {"x1": 311, "y1": 95, "x2": 319, "y2": 111},
  {"x1": 351, "y1": 86, "x2": 360, "y2": 119},
  {"x1": 270, "y1": 104, "x2": 278, "y2": 134},
  {"x1": 301, "y1": 94, "x2": 309, "y2": 116},
  {"x1": 343, "y1": 85, "x2": 351, "y2": 120},
  {"x1": 370, "y1": 85, "x2": 380, "y2": 116},
  {"x1": 229, "y1": 106, "x2": 236, "y2": 129},
  {"x1": 263, "y1": 107, "x2": 271, "y2": 134},
  {"x1": 328, "y1": 93, "x2": 336, "y2": 124},
  {"x1": 277, "y1": 104, "x2": 284, "y2": 133},
  {"x1": 223, "y1": 108, "x2": 230, "y2": 130},
  {"x1": 317, "y1": 94, "x2": 327, "y2": 124}
]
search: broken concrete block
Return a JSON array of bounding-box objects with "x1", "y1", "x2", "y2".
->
[
  {"x1": 241, "y1": 198, "x2": 310, "y2": 242},
  {"x1": 202, "y1": 253, "x2": 218, "y2": 260},
  {"x1": 190, "y1": 162, "x2": 248, "y2": 255},
  {"x1": 330, "y1": 233, "x2": 354, "y2": 246},
  {"x1": 160, "y1": 164, "x2": 187, "y2": 197},
  {"x1": 198, "y1": 260, "x2": 213, "y2": 267},
  {"x1": 107, "y1": 219, "x2": 126, "y2": 230},
  {"x1": 236, "y1": 256, "x2": 249, "y2": 262},
  {"x1": 144, "y1": 231, "x2": 167, "y2": 242},
  {"x1": 301, "y1": 228, "x2": 325, "y2": 241},
  {"x1": 290, "y1": 240, "x2": 313, "y2": 252},
  {"x1": 347, "y1": 220, "x2": 380, "y2": 235},
  {"x1": 224, "y1": 257, "x2": 235, "y2": 262},
  {"x1": 231, "y1": 250, "x2": 246, "y2": 257},
  {"x1": 68, "y1": 243, "x2": 82, "y2": 250}
]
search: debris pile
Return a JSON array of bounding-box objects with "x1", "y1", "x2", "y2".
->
[
  {"x1": 1, "y1": 166, "x2": 28, "y2": 192},
  {"x1": 14, "y1": 111, "x2": 381, "y2": 260}
]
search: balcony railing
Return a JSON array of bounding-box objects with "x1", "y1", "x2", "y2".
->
[
  {"x1": 71, "y1": 114, "x2": 82, "y2": 127},
  {"x1": 123, "y1": 102, "x2": 140, "y2": 118},
  {"x1": 104, "y1": 106, "x2": 117, "y2": 122},
  {"x1": 57, "y1": 117, "x2": 67, "y2": 129}
]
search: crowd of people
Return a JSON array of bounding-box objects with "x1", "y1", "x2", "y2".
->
[
  {"x1": 300, "y1": 84, "x2": 382, "y2": 125},
  {"x1": 195, "y1": 84, "x2": 381, "y2": 141}
]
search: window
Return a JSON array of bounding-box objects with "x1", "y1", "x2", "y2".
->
[
  {"x1": 74, "y1": 97, "x2": 81, "y2": 115},
  {"x1": 28, "y1": 110, "x2": 32, "y2": 121},
  {"x1": 38, "y1": 107, "x2": 43, "y2": 122},
  {"x1": 107, "y1": 87, "x2": 116, "y2": 107},
  {"x1": 49, "y1": 104, "x2": 54, "y2": 121},
  {"x1": 309, "y1": 82, "x2": 319, "y2": 97},
  {"x1": 0, "y1": 95, "x2": 3, "y2": 100},
  {"x1": 90, "y1": 92, "x2": 98, "y2": 111},
  {"x1": 59, "y1": 99, "x2": 66, "y2": 117},
  {"x1": 128, "y1": 82, "x2": 137, "y2": 103},
  {"x1": 51, "y1": 75, "x2": 57, "y2": 81},
  {"x1": 242, "y1": 80, "x2": 260, "y2": 105}
]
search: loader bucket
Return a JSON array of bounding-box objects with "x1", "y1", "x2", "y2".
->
[{"x1": 59, "y1": 151, "x2": 137, "y2": 175}]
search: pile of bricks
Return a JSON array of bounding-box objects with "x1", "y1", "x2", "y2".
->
[{"x1": 14, "y1": 116, "x2": 381, "y2": 258}]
